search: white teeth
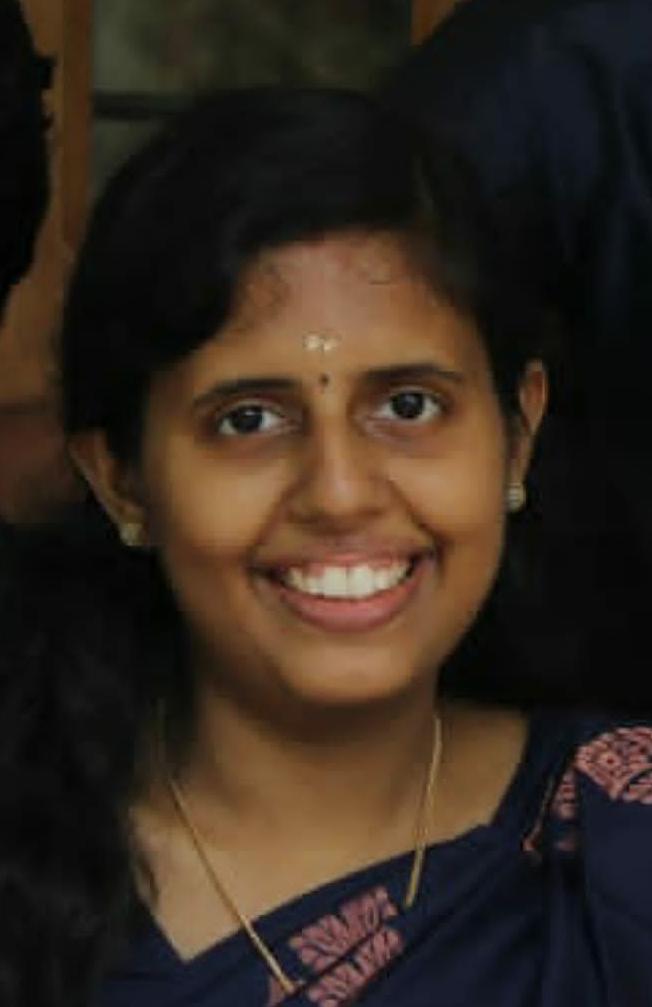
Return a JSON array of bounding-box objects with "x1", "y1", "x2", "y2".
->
[
  {"x1": 349, "y1": 565, "x2": 374, "y2": 599},
  {"x1": 286, "y1": 569, "x2": 305, "y2": 591},
  {"x1": 374, "y1": 568, "x2": 393, "y2": 592},
  {"x1": 322, "y1": 567, "x2": 349, "y2": 598},
  {"x1": 280, "y1": 561, "x2": 411, "y2": 599}
]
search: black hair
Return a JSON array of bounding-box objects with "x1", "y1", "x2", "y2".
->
[
  {"x1": 0, "y1": 0, "x2": 51, "y2": 309},
  {"x1": 61, "y1": 87, "x2": 545, "y2": 457},
  {"x1": 0, "y1": 88, "x2": 549, "y2": 1006}
]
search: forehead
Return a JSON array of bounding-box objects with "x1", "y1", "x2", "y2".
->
[
  {"x1": 225, "y1": 233, "x2": 449, "y2": 342},
  {"x1": 231, "y1": 232, "x2": 424, "y2": 319},
  {"x1": 227, "y1": 232, "x2": 481, "y2": 357},
  {"x1": 159, "y1": 232, "x2": 489, "y2": 397}
]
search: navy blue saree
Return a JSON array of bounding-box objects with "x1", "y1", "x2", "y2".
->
[{"x1": 99, "y1": 712, "x2": 652, "y2": 1005}]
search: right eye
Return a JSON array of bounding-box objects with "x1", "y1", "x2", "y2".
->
[
  {"x1": 214, "y1": 404, "x2": 286, "y2": 437},
  {"x1": 373, "y1": 388, "x2": 446, "y2": 425}
]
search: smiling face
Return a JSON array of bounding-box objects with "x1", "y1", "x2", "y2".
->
[{"x1": 76, "y1": 233, "x2": 545, "y2": 719}]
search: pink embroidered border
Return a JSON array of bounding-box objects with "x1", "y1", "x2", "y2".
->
[
  {"x1": 523, "y1": 725, "x2": 652, "y2": 858},
  {"x1": 267, "y1": 886, "x2": 404, "y2": 1006},
  {"x1": 574, "y1": 726, "x2": 652, "y2": 803}
]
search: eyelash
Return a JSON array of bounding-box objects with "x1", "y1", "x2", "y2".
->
[
  {"x1": 213, "y1": 402, "x2": 288, "y2": 438},
  {"x1": 211, "y1": 388, "x2": 447, "y2": 439},
  {"x1": 373, "y1": 389, "x2": 446, "y2": 425}
]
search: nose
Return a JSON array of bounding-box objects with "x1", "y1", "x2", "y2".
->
[{"x1": 288, "y1": 422, "x2": 387, "y2": 530}]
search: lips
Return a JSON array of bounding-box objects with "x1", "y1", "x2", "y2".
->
[{"x1": 256, "y1": 552, "x2": 432, "y2": 633}]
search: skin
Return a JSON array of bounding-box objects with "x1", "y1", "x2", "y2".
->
[{"x1": 72, "y1": 231, "x2": 546, "y2": 958}]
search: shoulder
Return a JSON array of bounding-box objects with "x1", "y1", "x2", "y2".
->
[
  {"x1": 545, "y1": 715, "x2": 652, "y2": 988},
  {"x1": 521, "y1": 711, "x2": 652, "y2": 819},
  {"x1": 551, "y1": 714, "x2": 652, "y2": 809},
  {"x1": 528, "y1": 713, "x2": 652, "y2": 928},
  {"x1": 394, "y1": 0, "x2": 652, "y2": 75},
  {"x1": 388, "y1": 0, "x2": 652, "y2": 169}
]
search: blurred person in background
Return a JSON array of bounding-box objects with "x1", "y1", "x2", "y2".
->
[
  {"x1": 388, "y1": 0, "x2": 652, "y2": 712},
  {"x1": 0, "y1": 0, "x2": 76, "y2": 525},
  {"x1": 0, "y1": 0, "x2": 49, "y2": 315}
]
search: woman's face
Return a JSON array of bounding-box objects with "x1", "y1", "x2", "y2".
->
[{"x1": 89, "y1": 233, "x2": 545, "y2": 715}]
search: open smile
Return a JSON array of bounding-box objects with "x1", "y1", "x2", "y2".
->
[{"x1": 256, "y1": 553, "x2": 434, "y2": 633}]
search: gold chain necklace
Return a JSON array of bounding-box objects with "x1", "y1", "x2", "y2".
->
[{"x1": 163, "y1": 715, "x2": 443, "y2": 996}]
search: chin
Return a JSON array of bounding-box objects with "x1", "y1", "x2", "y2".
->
[{"x1": 273, "y1": 653, "x2": 431, "y2": 711}]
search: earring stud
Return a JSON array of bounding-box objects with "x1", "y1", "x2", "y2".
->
[
  {"x1": 119, "y1": 521, "x2": 144, "y2": 548},
  {"x1": 506, "y1": 483, "x2": 526, "y2": 513}
]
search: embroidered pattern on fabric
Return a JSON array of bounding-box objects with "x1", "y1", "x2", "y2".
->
[
  {"x1": 548, "y1": 768, "x2": 581, "y2": 854},
  {"x1": 266, "y1": 886, "x2": 403, "y2": 1006},
  {"x1": 305, "y1": 926, "x2": 403, "y2": 1006},
  {"x1": 551, "y1": 768, "x2": 578, "y2": 821},
  {"x1": 289, "y1": 886, "x2": 398, "y2": 971},
  {"x1": 522, "y1": 725, "x2": 652, "y2": 862},
  {"x1": 575, "y1": 726, "x2": 652, "y2": 803},
  {"x1": 522, "y1": 775, "x2": 557, "y2": 859},
  {"x1": 268, "y1": 978, "x2": 305, "y2": 1006}
]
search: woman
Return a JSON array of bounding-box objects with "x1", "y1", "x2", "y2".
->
[{"x1": 1, "y1": 89, "x2": 650, "y2": 1007}]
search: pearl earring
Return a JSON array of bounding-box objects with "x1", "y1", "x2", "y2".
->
[
  {"x1": 119, "y1": 521, "x2": 144, "y2": 548},
  {"x1": 506, "y1": 483, "x2": 526, "y2": 513}
]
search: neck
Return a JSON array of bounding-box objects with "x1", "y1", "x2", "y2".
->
[{"x1": 166, "y1": 681, "x2": 438, "y2": 852}]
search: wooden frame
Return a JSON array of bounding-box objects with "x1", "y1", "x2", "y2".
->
[
  {"x1": 412, "y1": 0, "x2": 460, "y2": 42},
  {"x1": 0, "y1": 0, "x2": 92, "y2": 405},
  {"x1": 0, "y1": 0, "x2": 91, "y2": 519}
]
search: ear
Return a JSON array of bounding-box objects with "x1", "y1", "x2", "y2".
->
[
  {"x1": 68, "y1": 430, "x2": 149, "y2": 544},
  {"x1": 508, "y1": 360, "x2": 548, "y2": 485}
]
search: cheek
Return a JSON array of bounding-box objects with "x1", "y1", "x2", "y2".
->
[
  {"x1": 143, "y1": 446, "x2": 291, "y2": 576},
  {"x1": 389, "y1": 426, "x2": 509, "y2": 542}
]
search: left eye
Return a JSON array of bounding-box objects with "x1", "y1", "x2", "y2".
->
[
  {"x1": 215, "y1": 404, "x2": 285, "y2": 437},
  {"x1": 375, "y1": 390, "x2": 444, "y2": 423}
]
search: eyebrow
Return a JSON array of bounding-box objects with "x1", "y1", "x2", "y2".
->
[
  {"x1": 364, "y1": 363, "x2": 465, "y2": 385},
  {"x1": 193, "y1": 377, "x2": 296, "y2": 409},
  {"x1": 192, "y1": 362, "x2": 465, "y2": 409}
]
